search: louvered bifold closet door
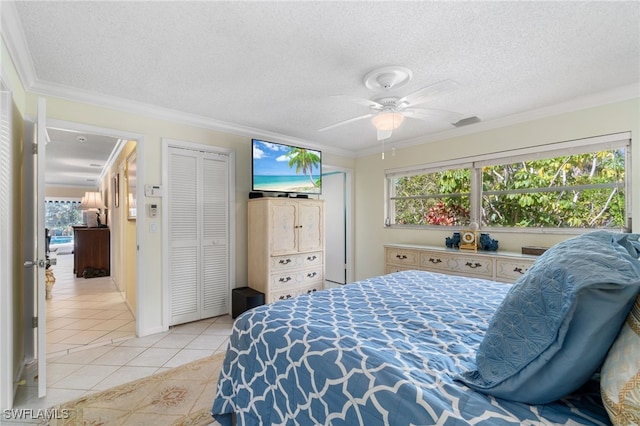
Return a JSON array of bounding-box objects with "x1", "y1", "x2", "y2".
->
[
  {"x1": 169, "y1": 149, "x2": 200, "y2": 325},
  {"x1": 201, "y1": 153, "x2": 229, "y2": 318}
]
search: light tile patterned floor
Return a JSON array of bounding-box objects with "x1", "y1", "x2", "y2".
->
[{"x1": 11, "y1": 253, "x2": 233, "y2": 420}]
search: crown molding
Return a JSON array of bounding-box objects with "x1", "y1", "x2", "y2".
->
[
  {"x1": 28, "y1": 78, "x2": 355, "y2": 158},
  {"x1": 0, "y1": 1, "x2": 37, "y2": 91},
  {"x1": 356, "y1": 83, "x2": 640, "y2": 158}
]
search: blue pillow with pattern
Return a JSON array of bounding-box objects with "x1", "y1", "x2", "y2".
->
[{"x1": 457, "y1": 231, "x2": 640, "y2": 404}]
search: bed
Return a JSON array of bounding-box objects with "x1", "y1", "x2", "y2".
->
[{"x1": 212, "y1": 232, "x2": 640, "y2": 425}]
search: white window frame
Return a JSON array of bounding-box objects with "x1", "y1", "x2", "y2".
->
[{"x1": 385, "y1": 132, "x2": 632, "y2": 234}]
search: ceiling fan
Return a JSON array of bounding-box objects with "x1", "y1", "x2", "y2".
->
[{"x1": 318, "y1": 66, "x2": 465, "y2": 141}]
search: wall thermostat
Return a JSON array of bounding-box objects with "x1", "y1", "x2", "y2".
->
[
  {"x1": 148, "y1": 204, "x2": 158, "y2": 218},
  {"x1": 144, "y1": 184, "x2": 163, "y2": 197}
]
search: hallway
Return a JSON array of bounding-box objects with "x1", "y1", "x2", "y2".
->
[
  {"x1": 46, "y1": 253, "x2": 135, "y2": 356},
  {"x1": 11, "y1": 251, "x2": 233, "y2": 416}
]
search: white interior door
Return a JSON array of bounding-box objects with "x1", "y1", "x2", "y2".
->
[
  {"x1": 201, "y1": 153, "x2": 229, "y2": 318},
  {"x1": 168, "y1": 146, "x2": 230, "y2": 325},
  {"x1": 1, "y1": 82, "x2": 15, "y2": 408},
  {"x1": 23, "y1": 98, "x2": 47, "y2": 398},
  {"x1": 168, "y1": 149, "x2": 199, "y2": 325},
  {"x1": 321, "y1": 172, "x2": 346, "y2": 284}
]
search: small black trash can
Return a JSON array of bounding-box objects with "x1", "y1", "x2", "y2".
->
[{"x1": 232, "y1": 287, "x2": 265, "y2": 318}]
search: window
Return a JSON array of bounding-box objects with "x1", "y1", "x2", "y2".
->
[
  {"x1": 45, "y1": 199, "x2": 83, "y2": 240},
  {"x1": 385, "y1": 133, "x2": 631, "y2": 232},
  {"x1": 388, "y1": 167, "x2": 471, "y2": 226}
]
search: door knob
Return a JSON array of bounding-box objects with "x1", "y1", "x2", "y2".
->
[{"x1": 24, "y1": 259, "x2": 46, "y2": 268}]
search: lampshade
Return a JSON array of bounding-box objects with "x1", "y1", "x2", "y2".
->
[
  {"x1": 372, "y1": 112, "x2": 404, "y2": 131},
  {"x1": 79, "y1": 191, "x2": 106, "y2": 211}
]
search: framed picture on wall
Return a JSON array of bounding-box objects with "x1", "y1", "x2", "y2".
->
[
  {"x1": 113, "y1": 173, "x2": 120, "y2": 208},
  {"x1": 127, "y1": 151, "x2": 137, "y2": 220}
]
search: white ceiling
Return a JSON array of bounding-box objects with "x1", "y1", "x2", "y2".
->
[
  {"x1": 44, "y1": 128, "x2": 120, "y2": 188},
  {"x1": 3, "y1": 1, "x2": 639, "y2": 185}
]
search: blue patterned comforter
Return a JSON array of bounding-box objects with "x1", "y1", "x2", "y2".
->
[{"x1": 212, "y1": 270, "x2": 610, "y2": 425}]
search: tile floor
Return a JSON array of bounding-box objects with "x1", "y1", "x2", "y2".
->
[{"x1": 10, "y1": 252, "x2": 233, "y2": 423}]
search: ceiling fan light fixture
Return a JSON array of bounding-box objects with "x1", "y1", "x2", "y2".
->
[{"x1": 372, "y1": 112, "x2": 404, "y2": 131}]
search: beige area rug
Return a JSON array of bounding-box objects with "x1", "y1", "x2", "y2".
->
[{"x1": 47, "y1": 352, "x2": 226, "y2": 426}]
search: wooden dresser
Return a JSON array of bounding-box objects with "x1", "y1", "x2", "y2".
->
[
  {"x1": 73, "y1": 227, "x2": 110, "y2": 277},
  {"x1": 384, "y1": 244, "x2": 537, "y2": 284},
  {"x1": 248, "y1": 198, "x2": 324, "y2": 303}
]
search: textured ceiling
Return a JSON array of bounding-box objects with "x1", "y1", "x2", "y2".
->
[
  {"x1": 4, "y1": 1, "x2": 640, "y2": 185},
  {"x1": 44, "y1": 128, "x2": 120, "y2": 188}
]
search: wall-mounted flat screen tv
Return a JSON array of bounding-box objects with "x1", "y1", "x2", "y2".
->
[{"x1": 252, "y1": 139, "x2": 322, "y2": 195}]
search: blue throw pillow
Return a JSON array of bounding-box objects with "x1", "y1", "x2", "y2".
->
[{"x1": 457, "y1": 231, "x2": 640, "y2": 404}]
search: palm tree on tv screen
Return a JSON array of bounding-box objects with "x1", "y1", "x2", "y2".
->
[{"x1": 287, "y1": 147, "x2": 320, "y2": 187}]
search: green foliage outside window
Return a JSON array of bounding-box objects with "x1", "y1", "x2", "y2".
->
[
  {"x1": 45, "y1": 201, "x2": 84, "y2": 236},
  {"x1": 392, "y1": 168, "x2": 471, "y2": 226},
  {"x1": 482, "y1": 150, "x2": 625, "y2": 228},
  {"x1": 390, "y1": 148, "x2": 626, "y2": 229}
]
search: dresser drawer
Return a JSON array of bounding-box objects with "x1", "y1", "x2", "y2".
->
[
  {"x1": 385, "y1": 264, "x2": 415, "y2": 274},
  {"x1": 271, "y1": 283, "x2": 323, "y2": 302},
  {"x1": 298, "y1": 283, "x2": 323, "y2": 297},
  {"x1": 421, "y1": 251, "x2": 493, "y2": 278},
  {"x1": 496, "y1": 258, "x2": 535, "y2": 282},
  {"x1": 270, "y1": 252, "x2": 323, "y2": 271},
  {"x1": 385, "y1": 247, "x2": 419, "y2": 268},
  {"x1": 271, "y1": 289, "x2": 296, "y2": 302},
  {"x1": 269, "y1": 266, "x2": 323, "y2": 292}
]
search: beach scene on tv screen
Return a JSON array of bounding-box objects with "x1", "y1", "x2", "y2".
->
[{"x1": 253, "y1": 140, "x2": 321, "y2": 194}]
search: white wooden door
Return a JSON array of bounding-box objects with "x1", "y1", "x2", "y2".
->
[
  {"x1": 23, "y1": 98, "x2": 47, "y2": 398},
  {"x1": 201, "y1": 153, "x2": 229, "y2": 318},
  {"x1": 269, "y1": 200, "x2": 297, "y2": 255},
  {"x1": 168, "y1": 149, "x2": 199, "y2": 324},
  {"x1": 321, "y1": 172, "x2": 346, "y2": 284},
  {"x1": 297, "y1": 200, "x2": 323, "y2": 252},
  {"x1": 0, "y1": 84, "x2": 12, "y2": 408},
  {"x1": 168, "y1": 147, "x2": 230, "y2": 325}
]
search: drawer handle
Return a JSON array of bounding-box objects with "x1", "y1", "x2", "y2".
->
[
  {"x1": 279, "y1": 259, "x2": 292, "y2": 265},
  {"x1": 307, "y1": 255, "x2": 317, "y2": 261},
  {"x1": 428, "y1": 258, "x2": 442, "y2": 264},
  {"x1": 279, "y1": 277, "x2": 292, "y2": 283},
  {"x1": 513, "y1": 267, "x2": 525, "y2": 274},
  {"x1": 307, "y1": 272, "x2": 317, "y2": 278},
  {"x1": 279, "y1": 294, "x2": 292, "y2": 300},
  {"x1": 307, "y1": 289, "x2": 317, "y2": 294},
  {"x1": 465, "y1": 262, "x2": 482, "y2": 269},
  {"x1": 396, "y1": 254, "x2": 408, "y2": 260}
]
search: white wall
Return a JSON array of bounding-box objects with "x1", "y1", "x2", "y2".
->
[
  {"x1": 21, "y1": 93, "x2": 354, "y2": 336},
  {"x1": 353, "y1": 98, "x2": 640, "y2": 280}
]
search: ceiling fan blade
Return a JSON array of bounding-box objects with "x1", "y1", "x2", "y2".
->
[
  {"x1": 377, "y1": 128, "x2": 393, "y2": 141},
  {"x1": 318, "y1": 113, "x2": 374, "y2": 132},
  {"x1": 397, "y1": 79, "x2": 460, "y2": 107},
  {"x1": 403, "y1": 108, "x2": 464, "y2": 124},
  {"x1": 329, "y1": 95, "x2": 384, "y2": 109}
]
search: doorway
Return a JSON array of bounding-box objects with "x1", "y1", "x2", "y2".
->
[
  {"x1": 41, "y1": 120, "x2": 141, "y2": 354},
  {"x1": 321, "y1": 167, "x2": 354, "y2": 287}
]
